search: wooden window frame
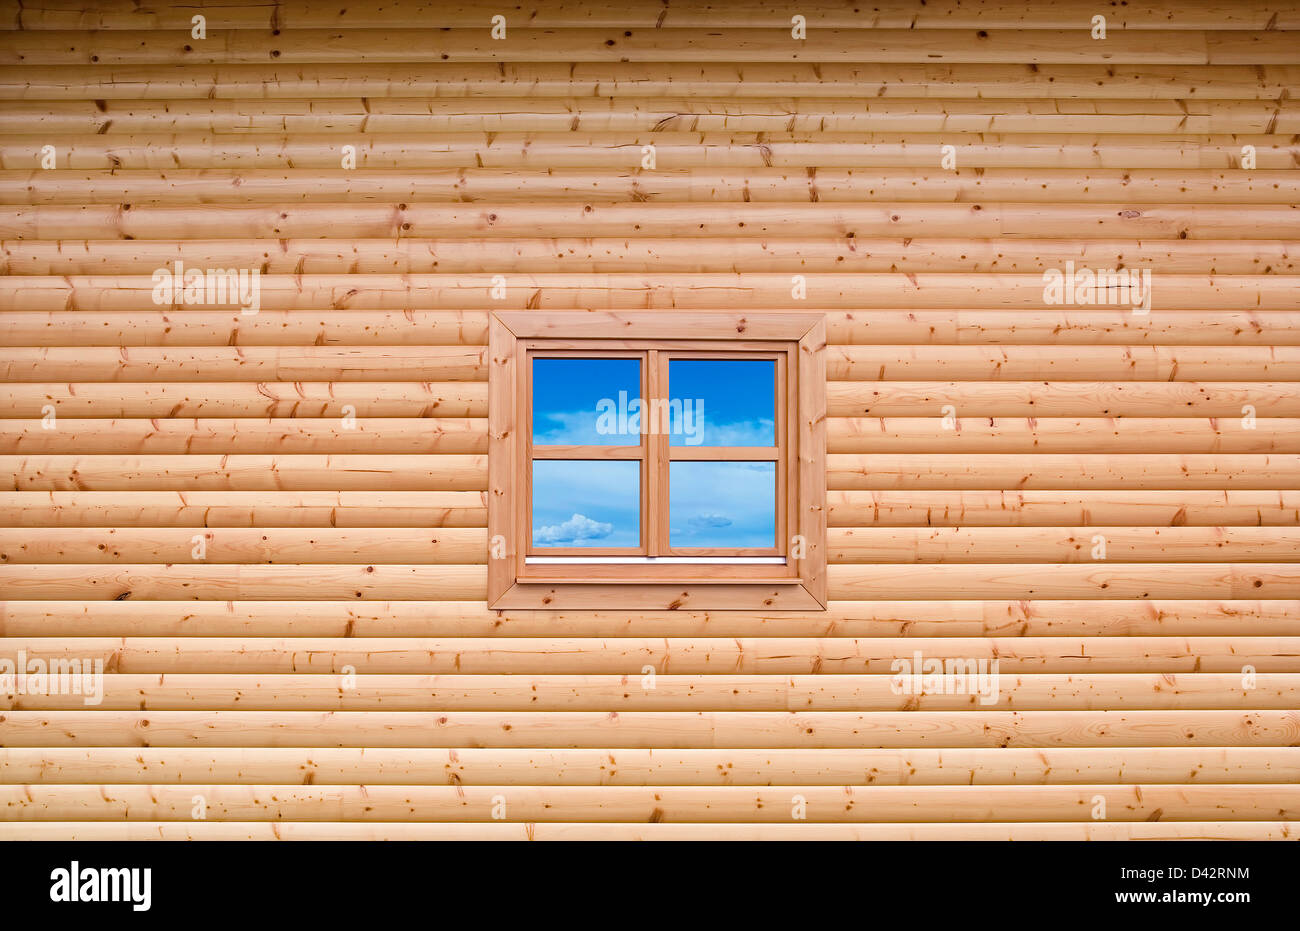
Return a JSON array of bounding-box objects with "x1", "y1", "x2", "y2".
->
[{"x1": 489, "y1": 311, "x2": 826, "y2": 611}]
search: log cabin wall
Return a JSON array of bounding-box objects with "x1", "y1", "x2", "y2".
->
[{"x1": 1, "y1": 0, "x2": 1299, "y2": 839}]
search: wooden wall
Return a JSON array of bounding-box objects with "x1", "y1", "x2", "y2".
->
[{"x1": 1, "y1": 0, "x2": 1299, "y2": 839}]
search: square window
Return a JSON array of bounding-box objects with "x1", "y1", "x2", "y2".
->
[
  {"x1": 532, "y1": 358, "x2": 641, "y2": 446},
  {"x1": 489, "y1": 312, "x2": 826, "y2": 610},
  {"x1": 667, "y1": 359, "x2": 776, "y2": 447},
  {"x1": 532, "y1": 459, "x2": 641, "y2": 550},
  {"x1": 669, "y1": 461, "x2": 776, "y2": 549}
]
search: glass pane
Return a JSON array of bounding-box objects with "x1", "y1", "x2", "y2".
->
[
  {"x1": 667, "y1": 359, "x2": 775, "y2": 447},
  {"x1": 533, "y1": 357, "x2": 641, "y2": 446},
  {"x1": 532, "y1": 460, "x2": 640, "y2": 548},
  {"x1": 669, "y1": 461, "x2": 776, "y2": 548}
]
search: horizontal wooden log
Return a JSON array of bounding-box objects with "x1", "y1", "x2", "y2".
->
[
  {"x1": 0, "y1": 564, "x2": 489, "y2": 600},
  {"x1": 0, "y1": 382, "x2": 489, "y2": 418},
  {"x1": 826, "y1": 418, "x2": 1300, "y2": 454},
  {"x1": 4, "y1": 274, "x2": 1296, "y2": 311},
  {"x1": 4, "y1": 673, "x2": 1297, "y2": 712},
  {"x1": 2, "y1": 599, "x2": 1293, "y2": 638},
  {"x1": 2, "y1": 783, "x2": 1298, "y2": 823},
  {"x1": 1, "y1": 562, "x2": 1296, "y2": 600},
  {"x1": 6, "y1": 202, "x2": 1297, "y2": 241},
  {"x1": 0, "y1": 347, "x2": 487, "y2": 381},
  {"x1": 5, "y1": 746, "x2": 1297, "y2": 786},
  {"x1": 828, "y1": 382, "x2": 1300, "y2": 416},
  {"x1": 7, "y1": 97, "x2": 1299, "y2": 136},
  {"x1": 5, "y1": 63, "x2": 1297, "y2": 102},
  {"x1": 5, "y1": 29, "x2": 1299, "y2": 66},
  {"x1": 5, "y1": 274, "x2": 1295, "y2": 312},
  {"x1": 825, "y1": 563, "x2": 1300, "y2": 599},
  {"x1": 7, "y1": 309, "x2": 1298, "y2": 348},
  {"x1": 4, "y1": 636, "x2": 1295, "y2": 674},
  {"x1": 5, "y1": 134, "x2": 1299, "y2": 171},
  {"x1": 0, "y1": 454, "x2": 487, "y2": 490},
  {"x1": 0, "y1": 310, "x2": 491, "y2": 347},
  {"x1": 827, "y1": 490, "x2": 1300, "y2": 527},
  {"x1": 826, "y1": 311, "x2": 1300, "y2": 345},
  {"x1": 7, "y1": 0, "x2": 1295, "y2": 32},
  {"x1": 6, "y1": 238, "x2": 1299, "y2": 277},
  {"x1": 828, "y1": 526, "x2": 1300, "y2": 562},
  {"x1": 5, "y1": 168, "x2": 1300, "y2": 206},
  {"x1": 3, "y1": 821, "x2": 1295, "y2": 840},
  {"x1": 0, "y1": 528, "x2": 487, "y2": 565},
  {"x1": 828, "y1": 346, "x2": 1300, "y2": 381},
  {"x1": 0, "y1": 709, "x2": 1293, "y2": 748},
  {"x1": 829, "y1": 454, "x2": 1300, "y2": 490},
  {"x1": 0, "y1": 418, "x2": 489, "y2": 454},
  {"x1": 0, "y1": 491, "x2": 489, "y2": 528}
]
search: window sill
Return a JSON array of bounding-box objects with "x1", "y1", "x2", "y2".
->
[{"x1": 490, "y1": 580, "x2": 826, "y2": 611}]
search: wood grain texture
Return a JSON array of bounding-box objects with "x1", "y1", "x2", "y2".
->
[
  {"x1": 2, "y1": 0, "x2": 1297, "y2": 841},
  {"x1": 6, "y1": 1, "x2": 1296, "y2": 32}
]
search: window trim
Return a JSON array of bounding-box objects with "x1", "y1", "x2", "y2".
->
[{"x1": 489, "y1": 311, "x2": 827, "y2": 611}]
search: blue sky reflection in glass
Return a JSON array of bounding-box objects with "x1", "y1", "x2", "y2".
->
[
  {"x1": 670, "y1": 461, "x2": 776, "y2": 548},
  {"x1": 532, "y1": 357, "x2": 641, "y2": 445},
  {"x1": 532, "y1": 460, "x2": 640, "y2": 548},
  {"x1": 667, "y1": 359, "x2": 775, "y2": 447}
]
